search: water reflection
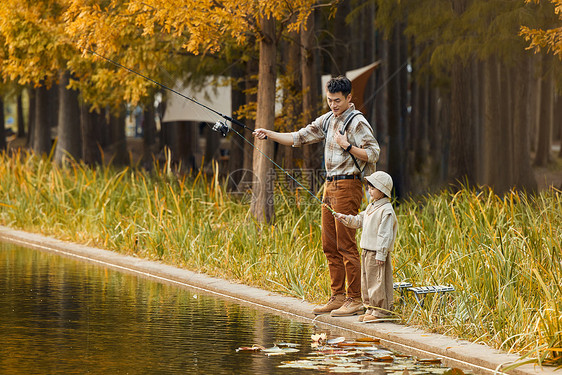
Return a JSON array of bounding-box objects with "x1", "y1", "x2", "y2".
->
[
  {"x1": 0, "y1": 243, "x2": 460, "y2": 374},
  {"x1": 0, "y1": 244, "x2": 318, "y2": 374}
]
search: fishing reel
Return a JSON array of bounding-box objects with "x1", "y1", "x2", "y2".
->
[{"x1": 212, "y1": 120, "x2": 230, "y2": 137}]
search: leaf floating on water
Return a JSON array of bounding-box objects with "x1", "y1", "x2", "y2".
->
[
  {"x1": 278, "y1": 360, "x2": 324, "y2": 369},
  {"x1": 263, "y1": 346, "x2": 284, "y2": 353},
  {"x1": 276, "y1": 342, "x2": 300, "y2": 348},
  {"x1": 266, "y1": 352, "x2": 287, "y2": 357},
  {"x1": 346, "y1": 342, "x2": 379, "y2": 347},
  {"x1": 426, "y1": 368, "x2": 450, "y2": 374},
  {"x1": 416, "y1": 358, "x2": 442, "y2": 365},
  {"x1": 235, "y1": 344, "x2": 265, "y2": 352},
  {"x1": 330, "y1": 367, "x2": 371, "y2": 373},
  {"x1": 443, "y1": 368, "x2": 466, "y2": 375},
  {"x1": 385, "y1": 365, "x2": 410, "y2": 372},
  {"x1": 327, "y1": 336, "x2": 346, "y2": 345},
  {"x1": 311, "y1": 333, "x2": 328, "y2": 342},
  {"x1": 372, "y1": 356, "x2": 394, "y2": 362},
  {"x1": 315, "y1": 348, "x2": 349, "y2": 355},
  {"x1": 356, "y1": 337, "x2": 380, "y2": 343},
  {"x1": 282, "y1": 348, "x2": 299, "y2": 353},
  {"x1": 263, "y1": 346, "x2": 300, "y2": 355}
]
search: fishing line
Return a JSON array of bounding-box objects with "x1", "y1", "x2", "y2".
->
[
  {"x1": 362, "y1": 61, "x2": 408, "y2": 109},
  {"x1": 87, "y1": 49, "x2": 335, "y2": 214},
  {"x1": 155, "y1": 64, "x2": 228, "y2": 130},
  {"x1": 228, "y1": 126, "x2": 334, "y2": 213}
]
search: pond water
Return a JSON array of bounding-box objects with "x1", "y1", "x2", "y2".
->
[{"x1": 0, "y1": 243, "x2": 463, "y2": 374}]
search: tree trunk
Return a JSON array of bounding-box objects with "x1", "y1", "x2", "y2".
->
[
  {"x1": 142, "y1": 105, "x2": 156, "y2": 169},
  {"x1": 483, "y1": 56, "x2": 509, "y2": 193},
  {"x1": 435, "y1": 88, "x2": 450, "y2": 183},
  {"x1": 204, "y1": 122, "x2": 220, "y2": 167},
  {"x1": 556, "y1": 93, "x2": 562, "y2": 158},
  {"x1": 80, "y1": 102, "x2": 103, "y2": 165},
  {"x1": 109, "y1": 109, "x2": 129, "y2": 166},
  {"x1": 331, "y1": 0, "x2": 351, "y2": 74},
  {"x1": 33, "y1": 85, "x2": 54, "y2": 156},
  {"x1": 498, "y1": 62, "x2": 513, "y2": 192},
  {"x1": 406, "y1": 45, "x2": 432, "y2": 194},
  {"x1": 448, "y1": 59, "x2": 475, "y2": 187},
  {"x1": 27, "y1": 87, "x2": 35, "y2": 147},
  {"x1": 0, "y1": 97, "x2": 6, "y2": 151},
  {"x1": 472, "y1": 60, "x2": 484, "y2": 182},
  {"x1": 534, "y1": 58, "x2": 553, "y2": 167},
  {"x1": 387, "y1": 24, "x2": 405, "y2": 198},
  {"x1": 243, "y1": 57, "x2": 258, "y2": 174},
  {"x1": 529, "y1": 56, "x2": 540, "y2": 154},
  {"x1": 374, "y1": 34, "x2": 389, "y2": 172},
  {"x1": 275, "y1": 26, "x2": 300, "y2": 186},
  {"x1": 227, "y1": 64, "x2": 246, "y2": 191},
  {"x1": 513, "y1": 56, "x2": 537, "y2": 191},
  {"x1": 55, "y1": 70, "x2": 82, "y2": 165},
  {"x1": 301, "y1": 9, "x2": 322, "y2": 191},
  {"x1": 17, "y1": 93, "x2": 25, "y2": 138},
  {"x1": 250, "y1": 14, "x2": 277, "y2": 223}
]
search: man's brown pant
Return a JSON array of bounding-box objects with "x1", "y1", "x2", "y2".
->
[{"x1": 321, "y1": 179, "x2": 363, "y2": 299}]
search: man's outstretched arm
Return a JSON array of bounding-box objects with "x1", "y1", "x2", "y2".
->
[{"x1": 253, "y1": 129, "x2": 294, "y2": 146}]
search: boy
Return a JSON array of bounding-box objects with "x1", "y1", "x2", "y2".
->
[{"x1": 334, "y1": 171, "x2": 398, "y2": 322}]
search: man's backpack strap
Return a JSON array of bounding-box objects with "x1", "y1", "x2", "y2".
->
[
  {"x1": 340, "y1": 110, "x2": 364, "y2": 134},
  {"x1": 322, "y1": 112, "x2": 334, "y2": 134},
  {"x1": 340, "y1": 110, "x2": 367, "y2": 173}
]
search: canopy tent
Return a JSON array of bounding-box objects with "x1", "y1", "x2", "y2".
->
[
  {"x1": 162, "y1": 77, "x2": 231, "y2": 123},
  {"x1": 162, "y1": 61, "x2": 380, "y2": 123},
  {"x1": 321, "y1": 61, "x2": 380, "y2": 113}
]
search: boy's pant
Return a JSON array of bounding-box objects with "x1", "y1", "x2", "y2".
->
[
  {"x1": 321, "y1": 179, "x2": 363, "y2": 299},
  {"x1": 361, "y1": 250, "x2": 394, "y2": 316}
]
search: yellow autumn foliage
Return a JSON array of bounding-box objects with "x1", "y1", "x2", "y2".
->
[{"x1": 521, "y1": 0, "x2": 562, "y2": 59}]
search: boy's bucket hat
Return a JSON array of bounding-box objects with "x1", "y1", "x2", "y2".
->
[{"x1": 365, "y1": 171, "x2": 393, "y2": 198}]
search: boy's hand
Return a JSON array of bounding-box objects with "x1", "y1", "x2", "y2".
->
[
  {"x1": 375, "y1": 260, "x2": 385, "y2": 266},
  {"x1": 334, "y1": 213, "x2": 345, "y2": 222}
]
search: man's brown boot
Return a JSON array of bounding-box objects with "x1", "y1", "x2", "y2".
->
[
  {"x1": 330, "y1": 297, "x2": 364, "y2": 317},
  {"x1": 312, "y1": 294, "x2": 346, "y2": 315}
]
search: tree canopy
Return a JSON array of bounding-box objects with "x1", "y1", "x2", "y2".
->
[{"x1": 521, "y1": 0, "x2": 562, "y2": 60}]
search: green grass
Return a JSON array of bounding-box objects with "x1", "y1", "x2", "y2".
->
[{"x1": 0, "y1": 149, "x2": 560, "y2": 368}]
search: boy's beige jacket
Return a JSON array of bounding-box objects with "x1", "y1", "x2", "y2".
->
[{"x1": 338, "y1": 197, "x2": 398, "y2": 261}]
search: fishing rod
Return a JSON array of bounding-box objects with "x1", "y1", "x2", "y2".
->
[
  {"x1": 88, "y1": 50, "x2": 249, "y2": 135},
  {"x1": 87, "y1": 50, "x2": 336, "y2": 214}
]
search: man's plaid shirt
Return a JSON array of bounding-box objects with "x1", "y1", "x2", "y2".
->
[{"x1": 291, "y1": 104, "x2": 380, "y2": 177}]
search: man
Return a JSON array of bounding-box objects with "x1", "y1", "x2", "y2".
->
[{"x1": 253, "y1": 76, "x2": 380, "y2": 316}]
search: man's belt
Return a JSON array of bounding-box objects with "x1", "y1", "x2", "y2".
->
[{"x1": 326, "y1": 174, "x2": 361, "y2": 182}]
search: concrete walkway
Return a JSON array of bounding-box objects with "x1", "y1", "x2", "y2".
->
[{"x1": 0, "y1": 226, "x2": 557, "y2": 375}]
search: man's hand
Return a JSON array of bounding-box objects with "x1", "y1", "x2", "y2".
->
[
  {"x1": 375, "y1": 259, "x2": 385, "y2": 266},
  {"x1": 253, "y1": 128, "x2": 270, "y2": 140},
  {"x1": 334, "y1": 130, "x2": 350, "y2": 150}
]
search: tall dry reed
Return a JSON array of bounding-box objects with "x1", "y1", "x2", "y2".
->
[{"x1": 0, "y1": 150, "x2": 560, "y2": 366}]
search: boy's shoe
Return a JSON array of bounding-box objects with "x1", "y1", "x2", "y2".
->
[
  {"x1": 330, "y1": 297, "x2": 364, "y2": 317},
  {"x1": 363, "y1": 311, "x2": 398, "y2": 323},
  {"x1": 312, "y1": 294, "x2": 346, "y2": 315},
  {"x1": 357, "y1": 308, "x2": 373, "y2": 322},
  {"x1": 362, "y1": 314, "x2": 382, "y2": 323}
]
